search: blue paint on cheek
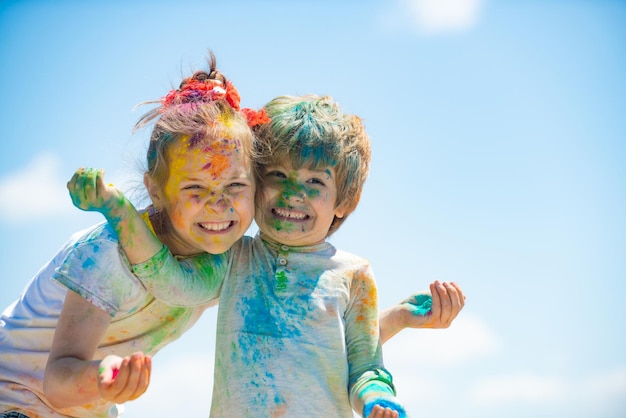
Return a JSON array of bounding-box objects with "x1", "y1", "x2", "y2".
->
[{"x1": 306, "y1": 187, "x2": 320, "y2": 199}]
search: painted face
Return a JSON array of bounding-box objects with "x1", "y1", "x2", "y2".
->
[
  {"x1": 158, "y1": 135, "x2": 255, "y2": 255},
  {"x1": 255, "y1": 163, "x2": 344, "y2": 247}
]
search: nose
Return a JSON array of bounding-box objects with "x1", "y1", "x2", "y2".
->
[
  {"x1": 205, "y1": 191, "x2": 230, "y2": 212},
  {"x1": 282, "y1": 183, "x2": 306, "y2": 202}
]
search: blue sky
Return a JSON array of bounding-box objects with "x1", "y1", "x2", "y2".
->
[{"x1": 1, "y1": 1, "x2": 625, "y2": 417}]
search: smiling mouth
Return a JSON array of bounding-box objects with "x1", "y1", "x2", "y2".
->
[
  {"x1": 197, "y1": 221, "x2": 235, "y2": 232},
  {"x1": 272, "y1": 208, "x2": 309, "y2": 221}
]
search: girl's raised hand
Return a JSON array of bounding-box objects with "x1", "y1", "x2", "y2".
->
[
  {"x1": 98, "y1": 352, "x2": 152, "y2": 404},
  {"x1": 67, "y1": 167, "x2": 124, "y2": 215}
]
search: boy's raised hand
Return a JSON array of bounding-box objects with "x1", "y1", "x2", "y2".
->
[
  {"x1": 402, "y1": 281, "x2": 465, "y2": 329},
  {"x1": 67, "y1": 167, "x2": 125, "y2": 215},
  {"x1": 98, "y1": 352, "x2": 152, "y2": 404},
  {"x1": 379, "y1": 281, "x2": 466, "y2": 344}
]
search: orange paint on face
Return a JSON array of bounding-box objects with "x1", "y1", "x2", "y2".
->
[
  {"x1": 155, "y1": 133, "x2": 255, "y2": 255},
  {"x1": 206, "y1": 152, "x2": 231, "y2": 179}
]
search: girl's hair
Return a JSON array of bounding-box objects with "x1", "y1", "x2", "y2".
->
[
  {"x1": 134, "y1": 52, "x2": 255, "y2": 193},
  {"x1": 252, "y1": 94, "x2": 371, "y2": 236}
]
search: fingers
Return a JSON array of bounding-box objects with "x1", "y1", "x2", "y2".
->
[
  {"x1": 129, "y1": 354, "x2": 151, "y2": 401},
  {"x1": 67, "y1": 168, "x2": 111, "y2": 211},
  {"x1": 426, "y1": 280, "x2": 466, "y2": 328},
  {"x1": 447, "y1": 281, "x2": 465, "y2": 321},
  {"x1": 437, "y1": 280, "x2": 452, "y2": 326},
  {"x1": 429, "y1": 281, "x2": 441, "y2": 319},
  {"x1": 99, "y1": 352, "x2": 151, "y2": 403},
  {"x1": 367, "y1": 405, "x2": 400, "y2": 418}
]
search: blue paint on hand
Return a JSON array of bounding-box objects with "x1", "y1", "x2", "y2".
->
[
  {"x1": 411, "y1": 293, "x2": 432, "y2": 317},
  {"x1": 363, "y1": 399, "x2": 407, "y2": 418}
]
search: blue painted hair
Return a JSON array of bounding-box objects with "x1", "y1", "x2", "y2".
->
[{"x1": 253, "y1": 94, "x2": 371, "y2": 236}]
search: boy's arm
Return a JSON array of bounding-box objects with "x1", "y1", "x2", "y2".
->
[
  {"x1": 379, "y1": 281, "x2": 465, "y2": 344},
  {"x1": 345, "y1": 264, "x2": 406, "y2": 417},
  {"x1": 67, "y1": 168, "x2": 224, "y2": 306}
]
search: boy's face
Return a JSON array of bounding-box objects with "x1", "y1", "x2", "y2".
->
[
  {"x1": 255, "y1": 163, "x2": 345, "y2": 247},
  {"x1": 156, "y1": 135, "x2": 255, "y2": 255}
]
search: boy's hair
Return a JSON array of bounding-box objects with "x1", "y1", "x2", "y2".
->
[
  {"x1": 253, "y1": 94, "x2": 371, "y2": 236},
  {"x1": 133, "y1": 52, "x2": 255, "y2": 191}
]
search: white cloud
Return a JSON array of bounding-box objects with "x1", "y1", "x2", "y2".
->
[
  {"x1": 384, "y1": 313, "x2": 501, "y2": 368},
  {"x1": 469, "y1": 373, "x2": 568, "y2": 405},
  {"x1": 0, "y1": 153, "x2": 73, "y2": 222},
  {"x1": 382, "y1": 0, "x2": 485, "y2": 35},
  {"x1": 468, "y1": 366, "x2": 626, "y2": 412},
  {"x1": 0, "y1": 153, "x2": 136, "y2": 225}
]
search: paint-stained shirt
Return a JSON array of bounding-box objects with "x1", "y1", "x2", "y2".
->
[
  {"x1": 134, "y1": 234, "x2": 398, "y2": 417},
  {"x1": 0, "y1": 216, "x2": 222, "y2": 418}
]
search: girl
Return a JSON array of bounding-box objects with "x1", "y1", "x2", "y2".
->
[{"x1": 0, "y1": 55, "x2": 255, "y2": 418}]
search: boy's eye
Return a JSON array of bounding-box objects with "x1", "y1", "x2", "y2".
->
[
  {"x1": 308, "y1": 178, "x2": 325, "y2": 186},
  {"x1": 266, "y1": 170, "x2": 287, "y2": 179}
]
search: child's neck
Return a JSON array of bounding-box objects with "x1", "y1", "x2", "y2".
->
[
  {"x1": 149, "y1": 211, "x2": 204, "y2": 257},
  {"x1": 258, "y1": 231, "x2": 328, "y2": 249}
]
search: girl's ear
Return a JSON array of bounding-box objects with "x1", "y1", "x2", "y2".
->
[{"x1": 144, "y1": 173, "x2": 163, "y2": 209}]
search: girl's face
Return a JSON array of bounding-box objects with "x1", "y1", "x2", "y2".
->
[
  {"x1": 255, "y1": 163, "x2": 344, "y2": 247},
  {"x1": 152, "y1": 135, "x2": 255, "y2": 255}
]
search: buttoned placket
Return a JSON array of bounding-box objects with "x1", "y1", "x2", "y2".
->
[{"x1": 275, "y1": 244, "x2": 290, "y2": 292}]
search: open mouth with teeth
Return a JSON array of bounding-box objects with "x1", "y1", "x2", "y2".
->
[
  {"x1": 272, "y1": 208, "x2": 309, "y2": 221},
  {"x1": 197, "y1": 221, "x2": 235, "y2": 232}
]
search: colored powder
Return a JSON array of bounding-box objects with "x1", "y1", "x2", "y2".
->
[
  {"x1": 363, "y1": 399, "x2": 407, "y2": 418},
  {"x1": 411, "y1": 294, "x2": 433, "y2": 317},
  {"x1": 275, "y1": 271, "x2": 288, "y2": 292}
]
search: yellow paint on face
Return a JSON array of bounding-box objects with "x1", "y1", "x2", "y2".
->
[{"x1": 156, "y1": 133, "x2": 256, "y2": 255}]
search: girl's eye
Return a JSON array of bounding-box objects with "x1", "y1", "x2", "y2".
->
[
  {"x1": 183, "y1": 184, "x2": 203, "y2": 191},
  {"x1": 227, "y1": 182, "x2": 247, "y2": 190}
]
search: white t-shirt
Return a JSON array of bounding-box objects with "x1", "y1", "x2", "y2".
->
[{"x1": 0, "y1": 220, "x2": 219, "y2": 418}]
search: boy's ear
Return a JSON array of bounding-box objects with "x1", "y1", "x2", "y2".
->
[
  {"x1": 334, "y1": 203, "x2": 346, "y2": 219},
  {"x1": 144, "y1": 173, "x2": 163, "y2": 208}
]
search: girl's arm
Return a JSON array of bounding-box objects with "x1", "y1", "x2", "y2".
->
[
  {"x1": 67, "y1": 168, "x2": 224, "y2": 306},
  {"x1": 44, "y1": 291, "x2": 151, "y2": 408},
  {"x1": 67, "y1": 168, "x2": 161, "y2": 264},
  {"x1": 379, "y1": 280, "x2": 466, "y2": 344}
]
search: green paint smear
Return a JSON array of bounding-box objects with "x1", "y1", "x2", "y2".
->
[{"x1": 275, "y1": 271, "x2": 288, "y2": 292}]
